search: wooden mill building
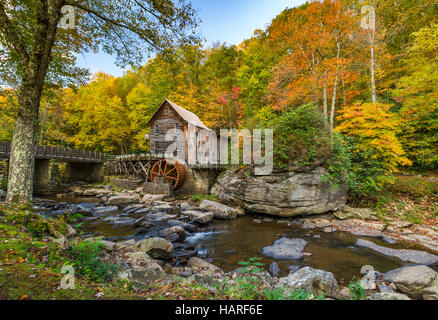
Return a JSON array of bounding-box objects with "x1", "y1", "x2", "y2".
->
[
  {"x1": 109, "y1": 99, "x2": 223, "y2": 194},
  {"x1": 148, "y1": 99, "x2": 211, "y2": 163}
]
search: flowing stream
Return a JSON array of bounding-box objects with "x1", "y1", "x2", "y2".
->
[{"x1": 41, "y1": 196, "x2": 435, "y2": 285}]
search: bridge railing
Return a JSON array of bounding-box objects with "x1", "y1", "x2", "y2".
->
[{"x1": 0, "y1": 141, "x2": 105, "y2": 163}]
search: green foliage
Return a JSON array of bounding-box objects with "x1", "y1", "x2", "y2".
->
[
  {"x1": 348, "y1": 278, "x2": 367, "y2": 300},
  {"x1": 338, "y1": 136, "x2": 396, "y2": 204},
  {"x1": 1, "y1": 178, "x2": 7, "y2": 190},
  {"x1": 190, "y1": 194, "x2": 219, "y2": 202},
  {"x1": 322, "y1": 134, "x2": 354, "y2": 190},
  {"x1": 270, "y1": 104, "x2": 333, "y2": 170},
  {"x1": 433, "y1": 205, "x2": 438, "y2": 218},
  {"x1": 1, "y1": 205, "x2": 68, "y2": 238},
  {"x1": 0, "y1": 90, "x2": 16, "y2": 141},
  {"x1": 213, "y1": 257, "x2": 325, "y2": 300},
  {"x1": 68, "y1": 241, "x2": 118, "y2": 283},
  {"x1": 393, "y1": 23, "x2": 438, "y2": 170},
  {"x1": 403, "y1": 210, "x2": 424, "y2": 225},
  {"x1": 237, "y1": 257, "x2": 265, "y2": 274}
]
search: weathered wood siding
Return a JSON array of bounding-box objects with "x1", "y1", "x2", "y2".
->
[{"x1": 149, "y1": 101, "x2": 186, "y2": 156}]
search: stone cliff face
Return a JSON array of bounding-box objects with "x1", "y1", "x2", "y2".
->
[{"x1": 212, "y1": 167, "x2": 347, "y2": 217}]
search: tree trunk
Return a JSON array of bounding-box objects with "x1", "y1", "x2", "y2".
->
[
  {"x1": 370, "y1": 43, "x2": 377, "y2": 104},
  {"x1": 323, "y1": 71, "x2": 328, "y2": 124},
  {"x1": 5, "y1": 1, "x2": 63, "y2": 204},
  {"x1": 330, "y1": 72, "x2": 339, "y2": 135},
  {"x1": 6, "y1": 80, "x2": 42, "y2": 203},
  {"x1": 330, "y1": 41, "x2": 341, "y2": 136}
]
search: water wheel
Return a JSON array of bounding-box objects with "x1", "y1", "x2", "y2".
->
[{"x1": 150, "y1": 159, "x2": 186, "y2": 190}]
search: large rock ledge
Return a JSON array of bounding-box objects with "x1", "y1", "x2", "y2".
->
[{"x1": 212, "y1": 167, "x2": 347, "y2": 217}]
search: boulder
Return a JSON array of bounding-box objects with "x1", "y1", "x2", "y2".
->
[
  {"x1": 180, "y1": 203, "x2": 192, "y2": 212},
  {"x1": 212, "y1": 167, "x2": 346, "y2": 217},
  {"x1": 93, "y1": 206, "x2": 119, "y2": 214},
  {"x1": 357, "y1": 239, "x2": 438, "y2": 265},
  {"x1": 125, "y1": 252, "x2": 163, "y2": 272},
  {"x1": 141, "y1": 194, "x2": 167, "y2": 202},
  {"x1": 133, "y1": 208, "x2": 150, "y2": 214},
  {"x1": 106, "y1": 195, "x2": 139, "y2": 206},
  {"x1": 74, "y1": 205, "x2": 94, "y2": 216},
  {"x1": 123, "y1": 204, "x2": 145, "y2": 213},
  {"x1": 133, "y1": 217, "x2": 152, "y2": 229},
  {"x1": 159, "y1": 226, "x2": 187, "y2": 242},
  {"x1": 262, "y1": 237, "x2": 308, "y2": 260},
  {"x1": 82, "y1": 189, "x2": 111, "y2": 197},
  {"x1": 279, "y1": 267, "x2": 340, "y2": 298},
  {"x1": 68, "y1": 186, "x2": 84, "y2": 196},
  {"x1": 199, "y1": 200, "x2": 238, "y2": 220},
  {"x1": 146, "y1": 211, "x2": 177, "y2": 222},
  {"x1": 333, "y1": 219, "x2": 385, "y2": 238},
  {"x1": 368, "y1": 292, "x2": 411, "y2": 300},
  {"x1": 66, "y1": 224, "x2": 77, "y2": 238},
  {"x1": 136, "y1": 237, "x2": 173, "y2": 260},
  {"x1": 333, "y1": 206, "x2": 379, "y2": 221},
  {"x1": 383, "y1": 266, "x2": 438, "y2": 299},
  {"x1": 269, "y1": 262, "x2": 281, "y2": 277},
  {"x1": 98, "y1": 240, "x2": 117, "y2": 251},
  {"x1": 182, "y1": 210, "x2": 214, "y2": 225},
  {"x1": 102, "y1": 216, "x2": 135, "y2": 225},
  {"x1": 128, "y1": 267, "x2": 180, "y2": 285},
  {"x1": 153, "y1": 203, "x2": 175, "y2": 213},
  {"x1": 188, "y1": 257, "x2": 223, "y2": 275},
  {"x1": 167, "y1": 219, "x2": 198, "y2": 233}
]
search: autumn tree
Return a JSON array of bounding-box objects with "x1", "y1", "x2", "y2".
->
[
  {"x1": 335, "y1": 101, "x2": 411, "y2": 172},
  {"x1": 0, "y1": 0, "x2": 199, "y2": 203},
  {"x1": 268, "y1": 0, "x2": 355, "y2": 133},
  {"x1": 393, "y1": 23, "x2": 438, "y2": 169},
  {"x1": 0, "y1": 89, "x2": 17, "y2": 141},
  {"x1": 237, "y1": 30, "x2": 280, "y2": 129}
]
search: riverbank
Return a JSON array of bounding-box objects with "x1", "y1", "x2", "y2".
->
[{"x1": 0, "y1": 203, "x2": 298, "y2": 300}]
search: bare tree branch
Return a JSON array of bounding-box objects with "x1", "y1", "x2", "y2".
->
[{"x1": 64, "y1": 0, "x2": 164, "y2": 53}]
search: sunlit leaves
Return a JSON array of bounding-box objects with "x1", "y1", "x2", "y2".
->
[{"x1": 336, "y1": 101, "x2": 412, "y2": 172}]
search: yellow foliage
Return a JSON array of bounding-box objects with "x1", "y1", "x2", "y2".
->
[{"x1": 335, "y1": 101, "x2": 412, "y2": 172}]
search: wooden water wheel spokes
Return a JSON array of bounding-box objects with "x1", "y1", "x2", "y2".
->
[{"x1": 150, "y1": 159, "x2": 186, "y2": 190}]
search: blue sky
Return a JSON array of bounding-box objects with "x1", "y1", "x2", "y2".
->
[{"x1": 76, "y1": 0, "x2": 307, "y2": 77}]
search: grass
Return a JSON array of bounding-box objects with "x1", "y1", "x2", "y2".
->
[
  {"x1": 90, "y1": 181, "x2": 124, "y2": 193},
  {"x1": 191, "y1": 194, "x2": 219, "y2": 202}
]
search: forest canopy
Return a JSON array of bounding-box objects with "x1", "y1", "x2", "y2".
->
[{"x1": 1, "y1": 0, "x2": 437, "y2": 200}]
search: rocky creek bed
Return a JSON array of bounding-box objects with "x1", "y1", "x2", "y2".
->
[{"x1": 20, "y1": 182, "x2": 438, "y2": 300}]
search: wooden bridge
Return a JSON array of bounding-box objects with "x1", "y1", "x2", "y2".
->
[
  {"x1": 0, "y1": 141, "x2": 105, "y2": 163},
  {"x1": 0, "y1": 141, "x2": 106, "y2": 195}
]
